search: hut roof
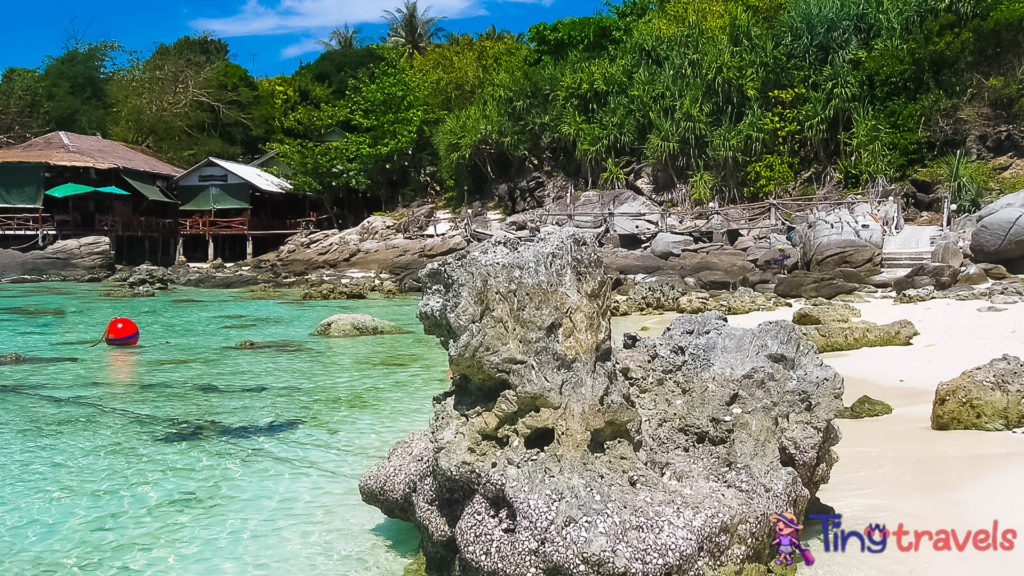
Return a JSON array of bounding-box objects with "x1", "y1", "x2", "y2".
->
[
  {"x1": 0, "y1": 132, "x2": 183, "y2": 177},
  {"x1": 175, "y1": 157, "x2": 292, "y2": 194}
]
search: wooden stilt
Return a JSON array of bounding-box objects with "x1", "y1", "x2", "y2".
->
[
  {"x1": 176, "y1": 238, "x2": 183, "y2": 263},
  {"x1": 246, "y1": 235, "x2": 253, "y2": 260},
  {"x1": 207, "y1": 234, "x2": 214, "y2": 262}
]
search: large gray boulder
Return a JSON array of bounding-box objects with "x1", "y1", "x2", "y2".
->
[
  {"x1": 956, "y1": 264, "x2": 988, "y2": 286},
  {"x1": 361, "y1": 230, "x2": 844, "y2": 576},
  {"x1": 932, "y1": 355, "x2": 1024, "y2": 431},
  {"x1": 774, "y1": 271, "x2": 859, "y2": 299},
  {"x1": 649, "y1": 232, "x2": 694, "y2": 260},
  {"x1": 892, "y1": 263, "x2": 960, "y2": 294},
  {"x1": 791, "y1": 204, "x2": 883, "y2": 275},
  {"x1": 0, "y1": 236, "x2": 114, "y2": 282},
  {"x1": 931, "y1": 241, "x2": 963, "y2": 268},
  {"x1": 970, "y1": 190, "x2": 1024, "y2": 263}
]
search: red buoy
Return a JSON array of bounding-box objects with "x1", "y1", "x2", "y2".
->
[{"x1": 104, "y1": 317, "x2": 140, "y2": 346}]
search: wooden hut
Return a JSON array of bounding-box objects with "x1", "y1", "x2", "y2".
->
[
  {"x1": 0, "y1": 132, "x2": 182, "y2": 263},
  {"x1": 173, "y1": 158, "x2": 315, "y2": 262}
]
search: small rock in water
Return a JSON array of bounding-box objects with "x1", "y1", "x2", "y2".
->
[
  {"x1": 0, "y1": 353, "x2": 27, "y2": 365},
  {"x1": 313, "y1": 314, "x2": 407, "y2": 337},
  {"x1": 236, "y1": 340, "x2": 261, "y2": 348}
]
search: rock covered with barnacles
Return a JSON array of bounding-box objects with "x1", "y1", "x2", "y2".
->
[{"x1": 360, "y1": 229, "x2": 844, "y2": 576}]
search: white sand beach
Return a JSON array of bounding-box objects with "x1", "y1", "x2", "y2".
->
[{"x1": 614, "y1": 297, "x2": 1024, "y2": 575}]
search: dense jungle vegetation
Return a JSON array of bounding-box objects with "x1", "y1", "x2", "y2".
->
[{"x1": 2, "y1": 0, "x2": 1024, "y2": 220}]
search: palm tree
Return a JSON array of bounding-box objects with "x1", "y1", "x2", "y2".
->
[
  {"x1": 317, "y1": 24, "x2": 364, "y2": 51},
  {"x1": 382, "y1": 0, "x2": 447, "y2": 57}
]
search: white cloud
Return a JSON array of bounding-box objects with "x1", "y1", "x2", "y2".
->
[
  {"x1": 280, "y1": 38, "x2": 325, "y2": 58},
  {"x1": 191, "y1": 0, "x2": 477, "y2": 38}
]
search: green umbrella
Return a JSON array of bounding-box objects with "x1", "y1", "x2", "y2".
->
[{"x1": 45, "y1": 184, "x2": 131, "y2": 198}]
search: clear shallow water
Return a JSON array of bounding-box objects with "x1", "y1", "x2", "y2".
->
[{"x1": 0, "y1": 284, "x2": 448, "y2": 576}]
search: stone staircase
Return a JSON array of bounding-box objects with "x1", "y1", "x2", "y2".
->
[{"x1": 880, "y1": 225, "x2": 942, "y2": 276}]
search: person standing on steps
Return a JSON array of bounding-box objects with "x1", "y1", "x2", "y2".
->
[{"x1": 776, "y1": 246, "x2": 791, "y2": 275}]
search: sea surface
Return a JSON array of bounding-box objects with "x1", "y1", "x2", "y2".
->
[{"x1": 0, "y1": 283, "x2": 449, "y2": 576}]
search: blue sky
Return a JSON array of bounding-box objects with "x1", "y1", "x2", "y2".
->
[{"x1": 0, "y1": 0, "x2": 604, "y2": 78}]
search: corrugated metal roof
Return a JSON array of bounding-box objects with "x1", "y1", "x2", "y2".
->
[
  {"x1": 175, "y1": 157, "x2": 292, "y2": 194},
  {"x1": 0, "y1": 132, "x2": 183, "y2": 176}
]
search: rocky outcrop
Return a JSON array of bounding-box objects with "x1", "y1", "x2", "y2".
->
[
  {"x1": 798, "y1": 319, "x2": 918, "y2": 353},
  {"x1": 969, "y1": 190, "x2": 1024, "y2": 264},
  {"x1": 361, "y1": 230, "x2": 844, "y2": 576},
  {"x1": 837, "y1": 395, "x2": 893, "y2": 419},
  {"x1": 792, "y1": 303, "x2": 861, "y2": 325},
  {"x1": 0, "y1": 236, "x2": 114, "y2": 282},
  {"x1": 892, "y1": 263, "x2": 960, "y2": 294},
  {"x1": 126, "y1": 265, "x2": 174, "y2": 290},
  {"x1": 932, "y1": 355, "x2": 1024, "y2": 431},
  {"x1": 774, "y1": 271, "x2": 859, "y2": 299},
  {"x1": 301, "y1": 282, "x2": 371, "y2": 300},
  {"x1": 610, "y1": 282, "x2": 790, "y2": 316},
  {"x1": 791, "y1": 204, "x2": 883, "y2": 275},
  {"x1": 313, "y1": 314, "x2": 407, "y2": 337}
]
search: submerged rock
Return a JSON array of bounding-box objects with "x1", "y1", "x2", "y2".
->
[
  {"x1": 837, "y1": 395, "x2": 893, "y2": 419},
  {"x1": 932, "y1": 355, "x2": 1024, "y2": 431},
  {"x1": 0, "y1": 353, "x2": 26, "y2": 365},
  {"x1": 314, "y1": 313, "x2": 407, "y2": 337},
  {"x1": 100, "y1": 285, "x2": 157, "y2": 298},
  {"x1": 360, "y1": 230, "x2": 844, "y2": 576}
]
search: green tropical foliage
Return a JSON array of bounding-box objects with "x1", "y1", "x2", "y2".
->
[
  {"x1": 3, "y1": 0, "x2": 1024, "y2": 223},
  {"x1": 383, "y1": 0, "x2": 447, "y2": 58}
]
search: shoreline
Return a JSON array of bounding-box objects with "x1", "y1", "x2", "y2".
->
[{"x1": 614, "y1": 298, "x2": 1024, "y2": 575}]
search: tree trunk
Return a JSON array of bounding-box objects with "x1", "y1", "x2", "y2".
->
[{"x1": 321, "y1": 194, "x2": 339, "y2": 229}]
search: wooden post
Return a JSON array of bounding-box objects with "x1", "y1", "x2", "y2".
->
[
  {"x1": 207, "y1": 234, "x2": 214, "y2": 262},
  {"x1": 176, "y1": 238, "x2": 183, "y2": 262},
  {"x1": 144, "y1": 235, "x2": 151, "y2": 264},
  {"x1": 246, "y1": 235, "x2": 253, "y2": 260},
  {"x1": 712, "y1": 211, "x2": 724, "y2": 243}
]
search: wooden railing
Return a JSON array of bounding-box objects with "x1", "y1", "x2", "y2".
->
[
  {"x1": 0, "y1": 213, "x2": 54, "y2": 232},
  {"x1": 179, "y1": 216, "x2": 249, "y2": 235},
  {"x1": 95, "y1": 216, "x2": 176, "y2": 233},
  {"x1": 179, "y1": 216, "x2": 318, "y2": 234}
]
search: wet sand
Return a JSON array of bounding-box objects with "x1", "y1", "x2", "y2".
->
[{"x1": 614, "y1": 298, "x2": 1024, "y2": 575}]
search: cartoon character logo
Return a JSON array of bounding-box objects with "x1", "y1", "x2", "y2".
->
[{"x1": 770, "y1": 512, "x2": 815, "y2": 566}]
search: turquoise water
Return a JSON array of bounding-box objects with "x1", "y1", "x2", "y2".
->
[{"x1": 0, "y1": 284, "x2": 448, "y2": 576}]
